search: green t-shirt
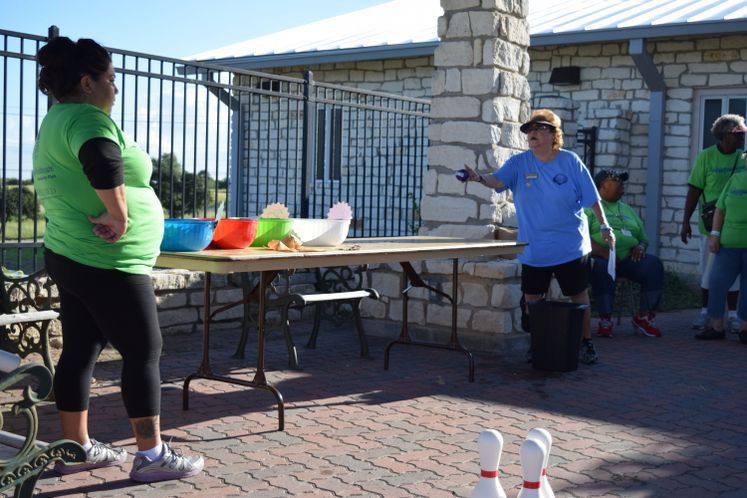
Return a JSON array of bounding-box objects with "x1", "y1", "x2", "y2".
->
[
  {"x1": 716, "y1": 171, "x2": 747, "y2": 248},
  {"x1": 33, "y1": 103, "x2": 164, "y2": 274},
  {"x1": 585, "y1": 199, "x2": 648, "y2": 260},
  {"x1": 687, "y1": 144, "x2": 743, "y2": 235}
]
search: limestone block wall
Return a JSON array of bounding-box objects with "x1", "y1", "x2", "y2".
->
[{"x1": 262, "y1": 57, "x2": 434, "y2": 99}]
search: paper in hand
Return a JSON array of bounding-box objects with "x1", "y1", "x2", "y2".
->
[{"x1": 607, "y1": 248, "x2": 616, "y2": 280}]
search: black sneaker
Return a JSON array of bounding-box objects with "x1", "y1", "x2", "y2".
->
[
  {"x1": 694, "y1": 327, "x2": 725, "y2": 340},
  {"x1": 579, "y1": 339, "x2": 598, "y2": 365},
  {"x1": 520, "y1": 295, "x2": 530, "y2": 333},
  {"x1": 738, "y1": 330, "x2": 747, "y2": 344}
]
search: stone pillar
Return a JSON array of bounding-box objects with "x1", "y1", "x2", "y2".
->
[{"x1": 420, "y1": 0, "x2": 531, "y2": 237}]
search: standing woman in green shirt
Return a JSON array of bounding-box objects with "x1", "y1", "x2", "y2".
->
[
  {"x1": 700, "y1": 162, "x2": 747, "y2": 344},
  {"x1": 681, "y1": 114, "x2": 746, "y2": 332},
  {"x1": 33, "y1": 36, "x2": 203, "y2": 482}
]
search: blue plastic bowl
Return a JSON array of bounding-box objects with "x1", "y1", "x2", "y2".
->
[{"x1": 160, "y1": 219, "x2": 215, "y2": 252}]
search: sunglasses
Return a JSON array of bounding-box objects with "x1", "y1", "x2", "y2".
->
[{"x1": 525, "y1": 123, "x2": 554, "y2": 133}]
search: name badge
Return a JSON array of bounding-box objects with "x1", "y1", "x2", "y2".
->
[
  {"x1": 621, "y1": 228, "x2": 632, "y2": 237},
  {"x1": 525, "y1": 173, "x2": 539, "y2": 180}
]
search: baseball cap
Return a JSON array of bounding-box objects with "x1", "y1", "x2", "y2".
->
[{"x1": 594, "y1": 169, "x2": 629, "y2": 187}]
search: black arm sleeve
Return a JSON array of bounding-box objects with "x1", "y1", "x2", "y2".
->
[{"x1": 78, "y1": 138, "x2": 124, "y2": 189}]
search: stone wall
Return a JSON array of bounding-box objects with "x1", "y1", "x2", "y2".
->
[{"x1": 262, "y1": 57, "x2": 434, "y2": 99}]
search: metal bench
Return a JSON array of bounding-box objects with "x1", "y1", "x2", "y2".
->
[
  {"x1": 0, "y1": 268, "x2": 58, "y2": 376},
  {"x1": 0, "y1": 363, "x2": 85, "y2": 497},
  {"x1": 236, "y1": 266, "x2": 379, "y2": 370}
]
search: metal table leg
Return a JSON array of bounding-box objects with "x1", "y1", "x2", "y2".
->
[
  {"x1": 384, "y1": 259, "x2": 475, "y2": 382},
  {"x1": 182, "y1": 271, "x2": 285, "y2": 431}
]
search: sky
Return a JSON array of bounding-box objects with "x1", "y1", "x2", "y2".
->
[{"x1": 0, "y1": 0, "x2": 389, "y2": 58}]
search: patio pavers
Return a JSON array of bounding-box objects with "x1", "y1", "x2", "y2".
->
[{"x1": 14, "y1": 308, "x2": 747, "y2": 497}]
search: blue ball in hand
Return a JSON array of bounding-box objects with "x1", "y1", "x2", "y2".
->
[{"x1": 456, "y1": 169, "x2": 469, "y2": 182}]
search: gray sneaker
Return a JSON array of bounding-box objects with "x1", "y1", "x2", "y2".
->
[
  {"x1": 579, "y1": 339, "x2": 598, "y2": 365},
  {"x1": 130, "y1": 443, "x2": 204, "y2": 483},
  {"x1": 728, "y1": 316, "x2": 741, "y2": 335},
  {"x1": 691, "y1": 312, "x2": 708, "y2": 330},
  {"x1": 54, "y1": 439, "x2": 127, "y2": 475}
]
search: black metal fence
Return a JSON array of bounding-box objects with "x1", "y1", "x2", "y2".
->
[{"x1": 0, "y1": 26, "x2": 431, "y2": 271}]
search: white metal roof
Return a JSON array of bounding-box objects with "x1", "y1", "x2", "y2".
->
[{"x1": 190, "y1": 0, "x2": 747, "y2": 65}]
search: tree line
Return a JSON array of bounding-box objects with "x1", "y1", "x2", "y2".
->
[{"x1": 0, "y1": 153, "x2": 224, "y2": 222}]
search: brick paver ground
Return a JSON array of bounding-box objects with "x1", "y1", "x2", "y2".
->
[{"x1": 4, "y1": 308, "x2": 746, "y2": 497}]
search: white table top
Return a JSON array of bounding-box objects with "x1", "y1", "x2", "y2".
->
[{"x1": 155, "y1": 236, "x2": 525, "y2": 273}]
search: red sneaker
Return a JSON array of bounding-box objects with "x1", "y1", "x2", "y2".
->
[
  {"x1": 632, "y1": 314, "x2": 662, "y2": 337},
  {"x1": 597, "y1": 318, "x2": 613, "y2": 338}
]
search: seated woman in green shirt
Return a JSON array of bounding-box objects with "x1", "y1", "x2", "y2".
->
[{"x1": 586, "y1": 170, "x2": 664, "y2": 338}]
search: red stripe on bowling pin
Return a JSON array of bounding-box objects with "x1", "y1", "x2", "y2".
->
[
  {"x1": 480, "y1": 470, "x2": 499, "y2": 478},
  {"x1": 523, "y1": 480, "x2": 541, "y2": 489}
]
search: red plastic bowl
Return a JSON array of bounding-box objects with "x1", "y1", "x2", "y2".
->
[{"x1": 212, "y1": 218, "x2": 258, "y2": 249}]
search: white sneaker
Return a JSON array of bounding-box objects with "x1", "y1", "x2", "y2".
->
[
  {"x1": 130, "y1": 443, "x2": 204, "y2": 483},
  {"x1": 691, "y1": 312, "x2": 708, "y2": 330},
  {"x1": 728, "y1": 316, "x2": 741, "y2": 335},
  {"x1": 54, "y1": 439, "x2": 127, "y2": 475}
]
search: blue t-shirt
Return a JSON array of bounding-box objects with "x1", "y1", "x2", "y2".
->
[{"x1": 492, "y1": 149, "x2": 600, "y2": 266}]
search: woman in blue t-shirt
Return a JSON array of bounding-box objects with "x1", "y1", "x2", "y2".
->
[{"x1": 459, "y1": 109, "x2": 615, "y2": 365}]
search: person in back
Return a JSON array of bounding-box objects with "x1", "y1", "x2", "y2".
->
[
  {"x1": 681, "y1": 114, "x2": 746, "y2": 334},
  {"x1": 586, "y1": 169, "x2": 664, "y2": 338},
  {"x1": 33, "y1": 36, "x2": 203, "y2": 482},
  {"x1": 698, "y1": 153, "x2": 747, "y2": 344}
]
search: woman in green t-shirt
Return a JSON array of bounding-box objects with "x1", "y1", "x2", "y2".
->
[
  {"x1": 33, "y1": 37, "x2": 203, "y2": 483},
  {"x1": 587, "y1": 170, "x2": 664, "y2": 338},
  {"x1": 698, "y1": 167, "x2": 747, "y2": 344},
  {"x1": 681, "y1": 114, "x2": 746, "y2": 332}
]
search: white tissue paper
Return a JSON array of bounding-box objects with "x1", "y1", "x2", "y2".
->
[
  {"x1": 327, "y1": 201, "x2": 353, "y2": 220},
  {"x1": 260, "y1": 202, "x2": 289, "y2": 219}
]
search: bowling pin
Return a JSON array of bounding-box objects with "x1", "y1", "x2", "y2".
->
[
  {"x1": 470, "y1": 429, "x2": 507, "y2": 498},
  {"x1": 517, "y1": 438, "x2": 546, "y2": 498},
  {"x1": 527, "y1": 428, "x2": 555, "y2": 498}
]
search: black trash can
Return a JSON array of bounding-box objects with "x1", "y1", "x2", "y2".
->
[{"x1": 528, "y1": 300, "x2": 588, "y2": 372}]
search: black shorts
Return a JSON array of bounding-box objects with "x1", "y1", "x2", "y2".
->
[{"x1": 521, "y1": 255, "x2": 590, "y2": 297}]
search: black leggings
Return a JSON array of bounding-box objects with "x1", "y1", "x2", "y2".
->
[{"x1": 45, "y1": 249, "x2": 162, "y2": 418}]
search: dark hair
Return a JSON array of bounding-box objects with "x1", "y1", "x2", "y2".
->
[{"x1": 37, "y1": 37, "x2": 111, "y2": 100}]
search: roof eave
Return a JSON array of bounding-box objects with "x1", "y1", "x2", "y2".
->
[
  {"x1": 197, "y1": 19, "x2": 747, "y2": 69},
  {"x1": 530, "y1": 19, "x2": 747, "y2": 46},
  {"x1": 195, "y1": 41, "x2": 439, "y2": 70}
]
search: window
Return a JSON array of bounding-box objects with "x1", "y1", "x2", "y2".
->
[{"x1": 695, "y1": 91, "x2": 747, "y2": 151}]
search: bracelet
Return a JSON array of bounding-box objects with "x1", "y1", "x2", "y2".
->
[
  {"x1": 600, "y1": 224, "x2": 612, "y2": 232},
  {"x1": 710, "y1": 230, "x2": 721, "y2": 237},
  {"x1": 477, "y1": 174, "x2": 485, "y2": 184}
]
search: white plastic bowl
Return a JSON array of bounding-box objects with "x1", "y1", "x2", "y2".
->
[{"x1": 290, "y1": 218, "x2": 351, "y2": 246}]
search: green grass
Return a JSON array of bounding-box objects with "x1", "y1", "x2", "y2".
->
[
  {"x1": 591, "y1": 269, "x2": 700, "y2": 315},
  {"x1": 2, "y1": 217, "x2": 46, "y2": 240},
  {"x1": 660, "y1": 271, "x2": 700, "y2": 311}
]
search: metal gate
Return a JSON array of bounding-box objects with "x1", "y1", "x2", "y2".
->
[{"x1": 0, "y1": 27, "x2": 431, "y2": 271}]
